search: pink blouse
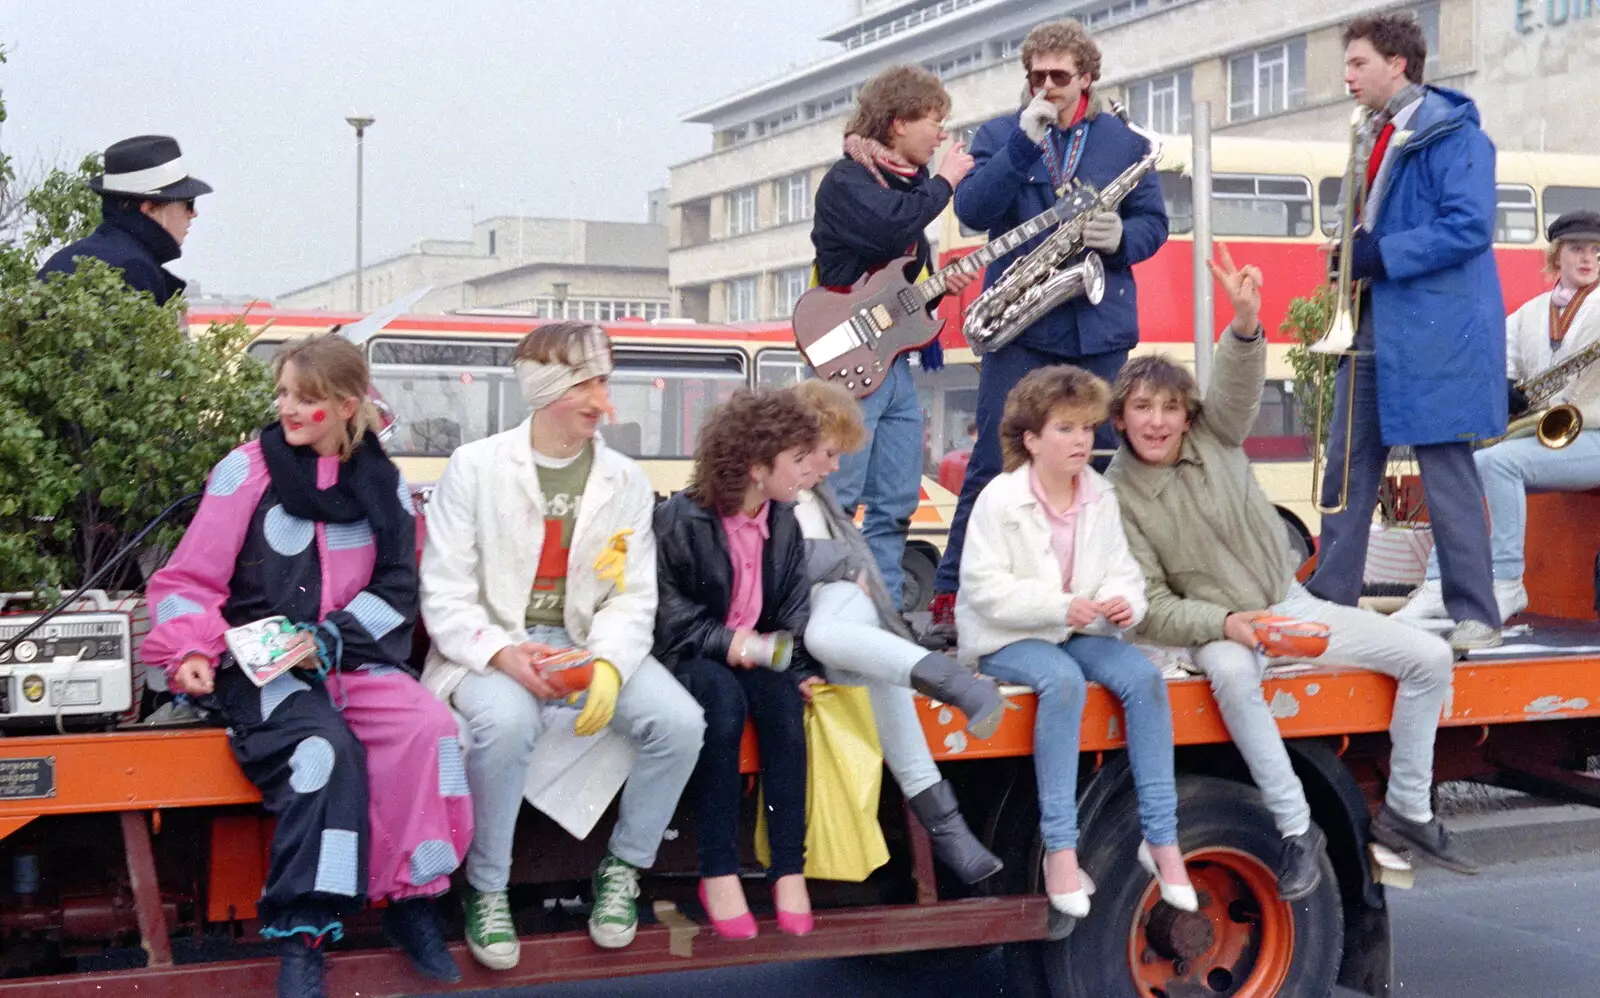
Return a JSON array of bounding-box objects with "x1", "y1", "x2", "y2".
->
[
  {"x1": 721, "y1": 502, "x2": 770, "y2": 630},
  {"x1": 1028, "y1": 466, "x2": 1101, "y2": 591}
]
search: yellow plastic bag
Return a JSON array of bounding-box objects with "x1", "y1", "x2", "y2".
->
[{"x1": 755, "y1": 683, "x2": 891, "y2": 882}]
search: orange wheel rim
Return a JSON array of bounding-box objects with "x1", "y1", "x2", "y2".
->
[{"x1": 1124, "y1": 847, "x2": 1295, "y2": 997}]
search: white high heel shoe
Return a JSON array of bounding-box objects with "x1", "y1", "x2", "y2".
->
[
  {"x1": 1137, "y1": 840, "x2": 1199, "y2": 913},
  {"x1": 1043, "y1": 858, "x2": 1095, "y2": 917}
]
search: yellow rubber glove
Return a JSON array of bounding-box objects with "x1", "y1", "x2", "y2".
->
[
  {"x1": 593, "y1": 529, "x2": 633, "y2": 593},
  {"x1": 572, "y1": 658, "x2": 620, "y2": 736}
]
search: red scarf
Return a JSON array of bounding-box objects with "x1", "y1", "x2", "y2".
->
[{"x1": 843, "y1": 133, "x2": 918, "y2": 190}]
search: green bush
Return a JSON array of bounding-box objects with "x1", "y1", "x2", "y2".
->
[
  {"x1": 1281, "y1": 284, "x2": 1336, "y2": 446},
  {"x1": 0, "y1": 59, "x2": 273, "y2": 591}
]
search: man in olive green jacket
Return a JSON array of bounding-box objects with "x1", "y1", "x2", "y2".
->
[{"x1": 1105, "y1": 250, "x2": 1472, "y2": 900}]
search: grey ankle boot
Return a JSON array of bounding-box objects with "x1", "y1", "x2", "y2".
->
[
  {"x1": 910, "y1": 653, "x2": 1006, "y2": 739},
  {"x1": 908, "y1": 780, "x2": 1004, "y2": 885}
]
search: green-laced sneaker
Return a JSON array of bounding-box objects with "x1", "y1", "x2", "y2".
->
[
  {"x1": 589, "y1": 853, "x2": 640, "y2": 949},
  {"x1": 462, "y1": 886, "x2": 519, "y2": 970}
]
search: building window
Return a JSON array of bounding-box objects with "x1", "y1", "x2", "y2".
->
[
  {"x1": 1414, "y1": 2, "x2": 1441, "y2": 65},
  {"x1": 812, "y1": 90, "x2": 854, "y2": 117},
  {"x1": 1228, "y1": 39, "x2": 1307, "y2": 122},
  {"x1": 1126, "y1": 70, "x2": 1193, "y2": 135},
  {"x1": 996, "y1": 35, "x2": 1026, "y2": 60},
  {"x1": 776, "y1": 173, "x2": 812, "y2": 226},
  {"x1": 487, "y1": 230, "x2": 497, "y2": 255},
  {"x1": 926, "y1": 47, "x2": 983, "y2": 79},
  {"x1": 726, "y1": 187, "x2": 758, "y2": 237},
  {"x1": 727, "y1": 277, "x2": 758, "y2": 322},
  {"x1": 775, "y1": 267, "x2": 810, "y2": 318}
]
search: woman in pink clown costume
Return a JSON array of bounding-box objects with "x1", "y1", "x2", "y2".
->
[{"x1": 141, "y1": 334, "x2": 472, "y2": 998}]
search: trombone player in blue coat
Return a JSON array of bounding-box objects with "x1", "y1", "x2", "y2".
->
[{"x1": 1306, "y1": 12, "x2": 1506, "y2": 654}]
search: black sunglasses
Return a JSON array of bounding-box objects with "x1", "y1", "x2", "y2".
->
[{"x1": 1028, "y1": 69, "x2": 1080, "y2": 88}]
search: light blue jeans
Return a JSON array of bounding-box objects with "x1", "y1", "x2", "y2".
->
[
  {"x1": 449, "y1": 625, "x2": 705, "y2": 891},
  {"x1": 804, "y1": 581, "x2": 942, "y2": 799},
  {"x1": 1426, "y1": 430, "x2": 1600, "y2": 582},
  {"x1": 826, "y1": 355, "x2": 923, "y2": 610},
  {"x1": 979, "y1": 635, "x2": 1178, "y2": 852}
]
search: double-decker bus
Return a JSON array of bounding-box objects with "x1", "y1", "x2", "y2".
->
[{"x1": 932, "y1": 133, "x2": 1600, "y2": 537}]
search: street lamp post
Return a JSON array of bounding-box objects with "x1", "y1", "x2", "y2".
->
[{"x1": 346, "y1": 115, "x2": 376, "y2": 311}]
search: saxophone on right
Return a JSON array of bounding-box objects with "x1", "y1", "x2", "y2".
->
[
  {"x1": 962, "y1": 101, "x2": 1162, "y2": 356},
  {"x1": 1496, "y1": 338, "x2": 1600, "y2": 448}
]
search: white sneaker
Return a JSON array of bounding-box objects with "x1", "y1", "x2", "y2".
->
[
  {"x1": 1494, "y1": 579, "x2": 1529, "y2": 621},
  {"x1": 1394, "y1": 580, "x2": 1448, "y2": 620},
  {"x1": 1449, "y1": 619, "x2": 1503, "y2": 653}
]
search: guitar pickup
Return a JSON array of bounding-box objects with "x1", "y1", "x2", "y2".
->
[{"x1": 869, "y1": 304, "x2": 893, "y2": 329}]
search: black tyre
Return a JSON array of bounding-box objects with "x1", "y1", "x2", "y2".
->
[
  {"x1": 1006, "y1": 774, "x2": 1344, "y2": 998},
  {"x1": 900, "y1": 542, "x2": 938, "y2": 612}
]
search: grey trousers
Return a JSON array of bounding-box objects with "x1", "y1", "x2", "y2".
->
[
  {"x1": 1193, "y1": 585, "x2": 1454, "y2": 835},
  {"x1": 1306, "y1": 310, "x2": 1499, "y2": 627},
  {"x1": 451, "y1": 628, "x2": 705, "y2": 891}
]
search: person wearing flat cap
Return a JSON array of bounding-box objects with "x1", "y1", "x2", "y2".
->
[
  {"x1": 1397, "y1": 209, "x2": 1600, "y2": 625},
  {"x1": 38, "y1": 135, "x2": 212, "y2": 306}
]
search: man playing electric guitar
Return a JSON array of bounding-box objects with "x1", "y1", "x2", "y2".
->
[{"x1": 809, "y1": 65, "x2": 975, "y2": 607}]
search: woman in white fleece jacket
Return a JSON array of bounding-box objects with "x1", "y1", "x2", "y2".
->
[{"x1": 956, "y1": 364, "x2": 1192, "y2": 920}]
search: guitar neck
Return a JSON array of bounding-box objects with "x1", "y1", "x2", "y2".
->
[{"x1": 915, "y1": 202, "x2": 1069, "y2": 302}]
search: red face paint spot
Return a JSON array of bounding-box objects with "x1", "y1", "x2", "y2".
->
[{"x1": 311, "y1": 409, "x2": 327, "y2": 423}]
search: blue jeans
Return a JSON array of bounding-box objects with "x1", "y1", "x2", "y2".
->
[
  {"x1": 935, "y1": 345, "x2": 1128, "y2": 593},
  {"x1": 828, "y1": 355, "x2": 923, "y2": 609},
  {"x1": 979, "y1": 635, "x2": 1177, "y2": 852},
  {"x1": 1426, "y1": 430, "x2": 1600, "y2": 582},
  {"x1": 450, "y1": 625, "x2": 705, "y2": 890}
]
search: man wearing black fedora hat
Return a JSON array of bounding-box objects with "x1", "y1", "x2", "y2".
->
[{"x1": 38, "y1": 135, "x2": 212, "y2": 306}]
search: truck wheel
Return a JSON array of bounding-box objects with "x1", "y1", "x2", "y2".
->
[
  {"x1": 900, "y1": 542, "x2": 938, "y2": 612},
  {"x1": 1010, "y1": 775, "x2": 1344, "y2": 998}
]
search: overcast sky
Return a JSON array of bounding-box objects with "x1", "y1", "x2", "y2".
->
[{"x1": 3, "y1": 0, "x2": 838, "y2": 299}]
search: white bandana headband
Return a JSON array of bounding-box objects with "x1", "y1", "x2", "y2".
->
[{"x1": 513, "y1": 324, "x2": 616, "y2": 411}]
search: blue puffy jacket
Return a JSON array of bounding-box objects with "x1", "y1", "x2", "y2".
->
[
  {"x1": 955, "y1": 100, "x2": 1167, "y2": 358},
  {"x1": 1365, "y1": 87, "x2": 1506, "y2": 445}
]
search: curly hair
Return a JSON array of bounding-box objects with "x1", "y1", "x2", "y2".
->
[
  {"x1": 845, "y1": 66, "x2": 952, "y2": 145},
  {"x1": 1343, "y1": 12, "x2": 1427, "y2": 83},
  {"x1": 688, "y1": 390, "x2": 820, "y2": 516},
  {"x1": 1109, "y1": 355, "x2": 1204, "y2": 426},
  {"x1": 1000, "y1": 365, "x2": 1111, "y2": 471},
  {"x1": 789, "y1": 379, "x2": 868, "y2": 453},
  {"x1": 1020, "y1": 20, "x2": 1102, "y2": 81}
]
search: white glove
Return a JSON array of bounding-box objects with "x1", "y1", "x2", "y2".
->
[
  {"x1": 1020, "y1": 92, "x2": 1057, "y2": 145},
  {"x1": 1082, "y1": 211, "x2": 1124, "y2": 253}
]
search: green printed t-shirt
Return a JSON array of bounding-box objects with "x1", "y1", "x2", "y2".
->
[{"x1": 525, "y1": 443, "x2": 595, "y2": 628}]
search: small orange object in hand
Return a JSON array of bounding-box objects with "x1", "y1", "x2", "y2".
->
[
  {"x1": 1251, "y1": 616, "x2": 1331, "y2": 660},
  {"x1": 535, "y1": 648, "x2": 596, "y2": 697}
]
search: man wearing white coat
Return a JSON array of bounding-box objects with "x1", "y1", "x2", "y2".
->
[
  {"x1": 1399, "y1": 209, "x2": 1600, "y2": 622},
  {"x1": 419, "y1": 322, "x2": 704, "y2": 969}
]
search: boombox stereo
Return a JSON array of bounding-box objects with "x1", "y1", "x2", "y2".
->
[{"x1": 0, "y1": 611, "x2": 134, "y2": 726}]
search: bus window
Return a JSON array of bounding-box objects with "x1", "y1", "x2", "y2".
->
[
  {"x1": 912, "y1": 361, "x2": 980, "y2": 475},
  {"x1": 1212, "y1": 174, "x2": 1315, "y2": 238},
  {"x1": 1496, "y1": 184, "x2": 1538, "y2": 244},
  {"x1": 756, "y1": 348, "x2": 807, "y2": 388},
  {"x1": 247, "y1": 339, "x2": 295, "y2": 364},
  {"x1": 1244, "y1": 380, "x2": 1311, "y2": 461},
  {"x1": 368, "y1": 339, "x2": 518, "y2": 457},
  {"x1": 1318, "y1": 177, "x2": 1344, "y2": 237},
  {"x1": 1159, "y1": 170, "x2": 1193, "y2": 235},
  {"x1": 606, "y1": 348, "x2": 747, "y2": 458},
  {"x1": 1544, "y1": 186, "x2": 1600, "y2": 222}
]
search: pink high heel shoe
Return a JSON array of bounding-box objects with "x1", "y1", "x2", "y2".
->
[
  {"x1": 775, "y1": 907, "x2": 814, "y2": 937},
  {"x1": 698, "y1": 881, "x2": 758, "y2": 941}
]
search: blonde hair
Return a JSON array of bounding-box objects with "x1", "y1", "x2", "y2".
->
[
  {"x1": 790, "y1": 379, "x2": 868, "y2": 453},
  {"x1": 999, "y1": 365, "x2": 1111, "y2": 472},
  {"x1": 1020, "y1": 20, "x2": 1102, "y2": 80},
  {"x1": 273, "y1": 334, "x2": 379, "y2": 461}
]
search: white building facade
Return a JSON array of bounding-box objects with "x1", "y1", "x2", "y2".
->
[
  {"x1": 280, "y1": 212, "x2": 671, "y2": 319},
  {"x1": 669, "y1": 0, "x2": 1600, "y2": 323}
]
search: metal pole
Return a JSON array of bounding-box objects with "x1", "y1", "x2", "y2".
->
[
  {"x1": 346, "y1": 116, "x2": 376, "y2": 311},
  {"x1": 1191, "y1": 100, "x2": 1215, "y2": 392}
]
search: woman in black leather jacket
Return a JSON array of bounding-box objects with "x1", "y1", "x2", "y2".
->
[{"x1": 653, "y1": 390, "x2": 821, "y2": 941}]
